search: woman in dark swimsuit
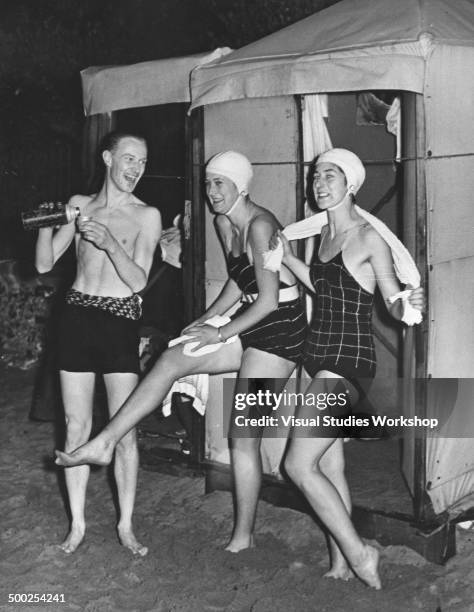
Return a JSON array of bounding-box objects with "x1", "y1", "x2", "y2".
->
[
  {"x1": 56, "y1": 150, "x2": 306, "y2": 553},
  {"x1": 274, "y1": 149, "x2": 424, "y2": 589}
]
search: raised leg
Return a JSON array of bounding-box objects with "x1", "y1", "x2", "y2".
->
[
  {"x1": 55, "y1": 341, "x2": 244, "y2": 467},
  {"x1": 58, "y1": 370, "x2": 95, "y2": 553},
  {"x1": 103, "y1": 372, "x2": 148, "y2": 556}
]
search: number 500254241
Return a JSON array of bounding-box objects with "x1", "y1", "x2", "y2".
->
[{"x1": 8, "y1": 593, "x2": 65, "y2": 604}]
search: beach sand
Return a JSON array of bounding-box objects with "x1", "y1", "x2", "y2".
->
[{"x1": 0, "y1": 367, "x2": 473, "y2": 612}]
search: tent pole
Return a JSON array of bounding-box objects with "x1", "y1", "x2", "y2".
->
[
  {"x1": 294, "y1": 95, "x2": 307, "y2": 392},
  {"x1": 184, "y1": 107, "x2": 206, "y2": 465},
  {"x1": 294, "y1": 95, "x2": 306, "y2": 229},
  {"x1": 412, "y1": 93, "x2": 430, "y2": 523},
  {"x1": 401, "y1": 92, "x2": 430, "y2": 523}
]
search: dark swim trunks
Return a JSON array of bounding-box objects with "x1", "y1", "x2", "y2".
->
[{"x1": 57, "y1": 291, "x2": 140, "y2": 374}]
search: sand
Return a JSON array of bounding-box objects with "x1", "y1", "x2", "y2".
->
[{"x1": 0, "y1": 366, "x2": 473, "y2": 612}]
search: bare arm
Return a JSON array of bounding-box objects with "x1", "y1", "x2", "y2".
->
[
  {"x1": 367, "y1": 230, "x2": 425, "y2": 320},
  {"x1": 183, "y1": 279, "x2": 243, "y2": 332},
  {"x1": 219, "y1": 217, "x2": 280, "y2": 339},
  {"x1": 271, "y1": 230, "x2": 313, "y2": 291},
  {"x1": 35, "y1": 196, "x2": 86, "y2": 273}
]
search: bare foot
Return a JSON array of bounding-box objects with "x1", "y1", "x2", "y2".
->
[
  {"x1": 54, "y1": 437, "x2": 114, "y2": 467},
  {"x1": 225, "y1": 535, "x2": 255, "y2": 553},
  {"x1": 117, "y1": 526, "x2": 148, "y2": 556},
  {"x1": 58, "y1": 525, "x2": 85, "y2": 554},
  {"x1": 323, "y1": 565, "x2": 354, "y2": 581},
  {"x1": 352, "y1": 545, "x2": 382, "y2": 590}
]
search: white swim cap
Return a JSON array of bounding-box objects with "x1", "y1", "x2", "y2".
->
[
  {"x1": 206, "y1": 151, "x2": 253, "y2": 195},
  {"x1": 317, "y1": 148, "x2": 366, "y2": 194}
]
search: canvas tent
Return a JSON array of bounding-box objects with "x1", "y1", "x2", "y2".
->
[
  {"x1": 82, "y1": 48, "x2": 231, "y2": 116},
  {"x1": 187, "y1": 0, "x2": 474, "y2": 549}
]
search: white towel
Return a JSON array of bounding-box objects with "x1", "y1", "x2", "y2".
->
[
  {"x1": 168, "y1": 315, "x2": 237, "y2": 356},
  {"x1": 263, "y1": 206, "x2": 422, "y2": 326},
  {"x1": 159, "y1": 215, "x2": 182, "y2": 269},
  {"x1": 162, "y1": 374, "x2": 209, "y2": 417},
  {"x1": 162, "y1": 315, "x2": 238, "y2": 416}
]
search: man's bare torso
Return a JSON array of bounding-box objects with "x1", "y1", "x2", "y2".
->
[{"x1": 72, "y1": 193, "x2": 149, "y2": 297}]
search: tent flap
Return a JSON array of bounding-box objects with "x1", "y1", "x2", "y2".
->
[
  {"x1": 191, "y1": 49, "x2": 425, "y2": 110},
  {"x1": 81, "y1": 48, "x2": 231, "y2": 116},
  {"x1": 190, "y1": 0, "x2": 474, "y2": 110}
]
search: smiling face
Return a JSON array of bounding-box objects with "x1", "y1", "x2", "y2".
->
[
  {"x1": 103, "y1": 136, "x2": 147, "y2": 193},
  {"x1": 205, "y1": 172, "x2": 240, "y2": 215},
  {"x1": 312, "y1": 162, "x2": 348, "y2": 209}
]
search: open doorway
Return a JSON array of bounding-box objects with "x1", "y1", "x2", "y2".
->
[{"x1": 114, "y1": 103, "x2": 194, "y2": 460}]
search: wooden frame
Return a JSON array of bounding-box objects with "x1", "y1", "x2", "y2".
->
[{"x1": 183, "y1": 107, "x2": 206, "y2": 465}]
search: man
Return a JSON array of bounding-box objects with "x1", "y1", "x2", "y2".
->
[{"x1": 36, "y1": 131, "x2": 161, "y2": 555}]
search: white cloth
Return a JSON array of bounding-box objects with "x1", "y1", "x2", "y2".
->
[
  {"x1": 159, "y1": 215, "x2": 182, "y2": 269},
  {"x1": 302, "y1": 95, "x2": 332, "y2": 162},
  {"x1": 263, "y1": 206, "x2": 422, "y2": 325},
  {"x1": 386, "y1": 97, "x2": 401, "y2": 162},
  {"x1": 169, "y1": 315, "x2": 237, "y2": 356},
  {"x1": 301, "y1": 97, "x2": 333, "y2": 323},
  {"x1": 162, "y1": 315, "x2": 238, "y2": 416},
  {"x1": 162, "y1": 374, "x2": 209, "y2": 417}
]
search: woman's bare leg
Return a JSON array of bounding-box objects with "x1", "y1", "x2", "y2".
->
[
  {"x1": 284, "y1": 374, "x2": 381, "y2": 589},
  {"x1": 55, "y1": 341, "x2": 243, "y2": 467},
  {"x1": 225, "y1": 348, "x2": 295, "y2": 552},
  {"x1": 316, "y1": 372, "x2": 359, "y2": 580},
  {"x1": 319, "y1": 438, "x2": 353, "y2": 580}
]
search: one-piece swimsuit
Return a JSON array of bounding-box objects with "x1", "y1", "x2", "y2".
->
[
  {"x1": 228, "y1": 251, "x2": 306, "y2": 363},
  {"x1": 303, "y1": 234, "x2": 376, "y2": 382}
]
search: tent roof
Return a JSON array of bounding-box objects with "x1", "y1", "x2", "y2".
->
[
  {"x1": 190, "y1": 0, "x2": 474, "y2": 109},
  {"x1": 81, "y1": 48, "x2": 231, "y2": 116}
]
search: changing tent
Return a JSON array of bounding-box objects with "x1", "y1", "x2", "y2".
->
[{"x1": 188, "y1": 0, "x2": 474, "y2": 550}]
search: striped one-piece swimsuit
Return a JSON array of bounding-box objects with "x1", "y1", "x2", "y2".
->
[
  {"x1": 228, "y1": 252, "x2": 306, "y2": 363},
  {"x1": 303, "y1": 235, "x2": 376, "y2": 381}
]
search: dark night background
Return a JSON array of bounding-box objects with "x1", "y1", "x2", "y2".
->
[{"x1": 0, "y1": 0, "x2": 340, "y2": 260}]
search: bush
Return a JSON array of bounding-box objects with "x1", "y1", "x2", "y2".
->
[{"x1": 0, "y1": 279, "x2": 53, "y2": 369}]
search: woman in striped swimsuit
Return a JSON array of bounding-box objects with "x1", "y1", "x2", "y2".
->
[
  {"x1": 274, "y1": 149, "x2": 424, "y2": 589},
  {"x1": 56, "y1": 150, "x2": 306, "y2": 553}
]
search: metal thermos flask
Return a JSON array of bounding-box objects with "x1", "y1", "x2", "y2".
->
[{"x1": 21, "y1": 203, "x2": 80, "y2": 230}]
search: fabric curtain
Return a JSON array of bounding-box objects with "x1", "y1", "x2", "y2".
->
[{"x1": 301, "y1": 95, "x2": 332, "y2": 321}]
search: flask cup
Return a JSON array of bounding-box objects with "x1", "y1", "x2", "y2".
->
[{"x1": 22, "y1": 203, "x2": 80, "y2": 230}]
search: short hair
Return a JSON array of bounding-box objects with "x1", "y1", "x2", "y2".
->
[{"x1": 100, "y1": 130, "x2": 147, "y2": 154}]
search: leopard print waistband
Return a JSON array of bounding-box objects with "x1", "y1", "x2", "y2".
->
[{"x1": 65, "y1": 289, "x2": 142, "y2": 320}]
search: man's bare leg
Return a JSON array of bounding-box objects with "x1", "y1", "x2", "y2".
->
[
  {"x1": 55, "y1": 341, "x2": 244, "y2": 467},
  {"x1": 225, "y1": 350, "x2": 295, "y2": 552},
  {"x1": 103, "y1": 372, "x2": 147, "y2": 556},
  {"x1": 58, "y1": 371, "x2": 95, "y2": 553}
]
